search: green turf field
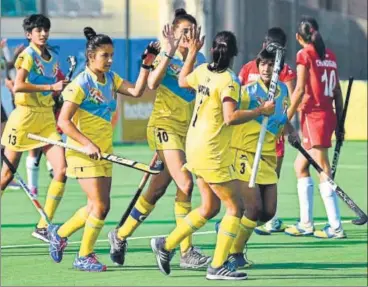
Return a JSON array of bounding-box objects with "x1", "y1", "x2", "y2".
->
[{"x1": 1, "y1": 142, "x2": 367, "y2": 286}]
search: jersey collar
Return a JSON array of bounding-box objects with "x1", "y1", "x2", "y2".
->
[{"x1": 257, "y1": 78, "x2": 281, "y2": 98}]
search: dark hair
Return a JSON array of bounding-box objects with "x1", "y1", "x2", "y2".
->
[
  {"x1": 23, "y1": 14, "x2": 51, "y2": 33},
  {"x1": 83, "y1": 27, "x2": 113, "y2": 63},
  {"x1": 298, "y1": 16, "x2": 326, "y2": 60},
  {"x1": 208, "y1": 31, "x2": 238, "y2": 72},
  {"x1": 264, "y1": 27, "x2": 287, "y2": 47},
  {"x1": 172, "y1": 8, "x2": 197, "y2": 27},
  {"x1": 256, "y1": 48, "x2": 275, "y2": 67}
]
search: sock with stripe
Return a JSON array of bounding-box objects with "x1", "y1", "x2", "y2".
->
[
  {"x1": 165, "y1": 208, "x2": 207, "y2": 251},
  {"x1": 37, "y1": 180, "x2": 65, "y2": 228},
  {"x1": 230, "y1": 216, "x2": 257, "y2": 254},
  {"x1": 175, "y1": 201, "x2": 192, "y2": 254},
  {"x1": 79, "y1": 214, "x2": 105, "y2": 257}
]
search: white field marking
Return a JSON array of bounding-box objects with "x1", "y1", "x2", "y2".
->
[{"x1": 0, "y1": 220, "x2": 354, "y2": 250}]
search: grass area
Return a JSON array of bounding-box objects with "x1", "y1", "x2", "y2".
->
[{"x1": 1, "y1": 142, "x2": 367, "y2": 286}]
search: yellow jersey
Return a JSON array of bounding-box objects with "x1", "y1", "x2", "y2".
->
[
  {"x1": 14, "y1": 42, "x2": 62, "y2": 107},
  {"x1": 62, "y1": 67, "x2": 123, "y2": 165},
  {"x1": 185, "y1": 63, "x2": 241, "y2": 170},
  {"x1": 147, "y1": 50, "x2": 206, "y2": 136},
  {"x1": 231, "y1": 79, "x2": 289, "y2": 156}
]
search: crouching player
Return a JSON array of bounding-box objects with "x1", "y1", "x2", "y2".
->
[{"x1": 228, "y1": 48, "x2": 298, "y2": 268}]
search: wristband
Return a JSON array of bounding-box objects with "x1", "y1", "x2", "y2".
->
[
  {"x1": 141, "y1": 63, "x2": 153, "y2": 70},
  {"x1": 164, "y1": 52, "x2": 174, "y2": 60}
]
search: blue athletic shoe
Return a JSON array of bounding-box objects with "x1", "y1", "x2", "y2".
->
[
  {"x1": 73, "y1": 253, "x2": 107, "y2": 272},
  {"x1": 48, "y1": 224, "x2": 68, "y2": 263}
]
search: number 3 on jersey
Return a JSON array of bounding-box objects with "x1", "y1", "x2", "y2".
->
[{"x1": 321, "y1": 69, "x2": 336, "y2": 97}]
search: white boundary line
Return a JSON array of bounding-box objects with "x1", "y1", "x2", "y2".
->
[{"x1": 0, "y1": 220, "x2": 355, "y2": 250}]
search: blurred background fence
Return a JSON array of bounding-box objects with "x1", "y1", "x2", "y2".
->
[{"x1": 1, "y1": 0, "x2": 367, "y2": 142}]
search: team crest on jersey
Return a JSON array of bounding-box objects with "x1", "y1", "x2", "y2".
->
[
  {"x1": 34, "y1": 57, "x2": 45, "y2": 75},
  {"x1": 167, "y1": 63, "x2": 181, "y2": 76},
  {"x1": 88, "y1": 87, "x2": 105, "y2": 105}
]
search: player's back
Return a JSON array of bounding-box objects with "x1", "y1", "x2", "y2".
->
[{"x1": 297, "y1": 44, "x2": 338, "y2": 112}]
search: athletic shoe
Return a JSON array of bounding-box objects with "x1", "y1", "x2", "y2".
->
[
  {"x1": 151, "y1": 237, "x2": 175, "y2": 275},
  {"x1": 7, "y1": 180, "x2": 21, "y2": 190},
  {"x1": 108, "y1": 229, "x2": 128, "y2": 266},
  {"x1": 254, "y1": 218, "x2": 287, "y2": 235},
  {"x1": 254, "y1": 225, "x2": 272, "y2": 236},
  {"x1": 31, "y1": 226, "x2": 49, "y2": 243},
  {"x1": 180, "y1": 246, "x2": 211, "y2": 269},
  {"x1": 228, "y1": 252, "x2": 253, "y2": 269},
  {"x1": 48, "y1": 224, "x2": 68, "y2": 263},
  {"x1": 314, "y1": 224, "x2": 347, "y2": 239},
  {"x1": 206, "y1": 261, "x2": 248, "y2": 280},
  {"x1": 284, "y1": 222, "x2": 315, "y2": 236},
  {"x1": 73, "y1": 253, "x2": 107, "y2": 272}
]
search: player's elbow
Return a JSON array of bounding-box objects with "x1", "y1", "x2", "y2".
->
[
  {"x1": 147, "y1": 77, "x2": 159, "y2": 90},
  {"x1": 178, "y1": 77, "x2": 187, "y2": 88},
  {"x1": 57, "y1": 118, "x2": 68, "y2": 131},
  {"x1": 12, "y1": 83, "x2": 21, "y2": 93}
]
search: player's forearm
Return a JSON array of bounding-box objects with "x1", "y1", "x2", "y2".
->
[
  {"x1": 58, "y1": 119, "x2": 93, "y2": 147},
  {"x1": 148, "y1": 52, "x2": 174, "y2": 90},
  {"x1": 13, "y1": 81, "x2": 53, "y2": 93},
  {"x1": 225, "y1": 108, "x2": 261, "y2": 125},
  {"x1": 126, "y1": 68, "x2": 150, "y2": 97},
  {"x1": 178, "y1": 51, "x2": 196, "y2": 88},
  {"x1": 287, "y1": 86, "x2": 304, "y2": 120}
]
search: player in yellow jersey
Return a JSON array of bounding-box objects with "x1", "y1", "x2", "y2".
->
[
  {"x1": 0, "y1": 14, "x2": 69, "y2": 242},
  {"x1": 227, "y1": 48, "x2": 299, "y2": 269},
  {"x1": 108, "y1": 8, "x2": 210, "y2": 269},
  {"x1": 151, "y1": 30, "x2": 274, "y2": 280},
  {"x1": 46, "y1": 27, "x2": 160, "y2": 272}
]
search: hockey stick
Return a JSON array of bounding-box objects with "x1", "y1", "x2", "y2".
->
[
  {"x1": 290, "y1": 139, "x2": 367, "y2": 225},
  {"x1": 117, "y1": 153, "x2": 163, "y2": 228},
  {"x1": 331, "y1": 77, "x2": 354, "y2": 179},
  {"x1": 1, "y1": 151, "x2": 53, "y2": 226},
  {"x1": 27, "y1": 134, "x2": 163, "y2": 175},
  {"x1": 249, "y1": 42, "x2": 286, "y2": 188},
  {"x1": 34, "y1": 56, "x2": 77, "y2": 168}
]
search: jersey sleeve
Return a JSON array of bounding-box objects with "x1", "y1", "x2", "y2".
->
[
  {"x1": 14, "y1": 51, "x2": 33, "y2": 72},
  {"x1": 279, "y1": 64, "x2": 296, "y2": 82},
  {"x1": 220, "y1": 78, "x2": 241, "y2": 103},
  {"x1": 238, "y1": 63, "x2": 250, "y2": 85},
  {"x1": 296, "y1": 50, "x2": 310, "y2": 69},
  {"x1": 112, "y1": 72, "x2": 124, "y2": 91},
  {"x1": 186, "y1": 66, "x2": 201, "y2": 90},
  {"x1": 62, "y1": 80, "x2": 85, "y2": 105}
]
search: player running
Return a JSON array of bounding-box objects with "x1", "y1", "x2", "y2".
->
[
  {"x1": 0, "y1": 14, "x2": 69, "y2": 243},
  {"x1": 285, "y1": 16, "x2": 346, "y2": 239},
  {"x1": 108, "y1": 9, "x2": 210, "y2": 269},
  {"x1": 238, "y1": 27, "x2": 296, "y2": 235},
  {"x1": 227, "y1": 48, "x2": 298, "y2": 269},
  {"x1": 47, "y1": 26, "x2": 160, "y2": 272}
]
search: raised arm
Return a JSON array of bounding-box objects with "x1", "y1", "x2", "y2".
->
[
  {"x1": 148, "y1": 24, "x2": 182, "y2": 90},
  {"x1": 178, "y1": 26, "x2": 205, "y2": 88},
  {"x1": 117, "y1": 42, "x2": 160, "y2": 98}
]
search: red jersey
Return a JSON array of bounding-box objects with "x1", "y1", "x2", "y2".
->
[
  {"x1": 238, "y1": 59, "x2": 296, "y2": 85},
  {"x1": 296, "y1": 44, "x2": 339, "y2": 113}
]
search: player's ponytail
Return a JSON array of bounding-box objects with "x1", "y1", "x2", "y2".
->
[
  {"x1": 209, "y1": 31, "x2": 238, "y2": 72},
  {"x1": 298, "y1": 16, "x2": 326, "y2": 60},
  {"x1": 83, "y1": 26, "x2": 113, "y2": 64}
]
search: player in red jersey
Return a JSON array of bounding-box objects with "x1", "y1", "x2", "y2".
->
[
  {"x1": 239, "y1": 27, "x2": 296, "y2": 235},
  {"x1": 285, "y1": 16, "x2": 346, "y2": 239}
]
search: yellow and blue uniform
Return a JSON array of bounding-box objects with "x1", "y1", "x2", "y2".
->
[
  {"x1": 62, "y1": 67, "x2": 123, "y2": 178},
  {"x1": 147, "y1": 50, "x2": 206, "y2": 151},
  {"x1": 1, "y1": 43, "x2": 61, "y2": 151},
  {"x1": 231, "y1": 79, "x2": 289, "y2": 184},
  {"x1": 184, "y1": 63, "x2": 241, "y2": 183}
]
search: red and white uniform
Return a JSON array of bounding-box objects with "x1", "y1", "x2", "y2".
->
[
  {"x1": 296, "y1": 44, "x2": 338, "y2": 150},
  {"x1": 238, "y1": 59, "x2": 296, "y2": 157}
]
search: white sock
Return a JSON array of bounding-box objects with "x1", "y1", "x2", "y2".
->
[
  {"x1": 46, "y1": 160, "x2": 53, "y2": 173},
  {"x1": 319, "y1": 181, "x2": 341, "y2": 230},
  {"x1": 26, "y1": 156, "x2": 39, "y2": 189},
  {"x1": 297, "y1": 177, "x2": 314, "y2": 227}
]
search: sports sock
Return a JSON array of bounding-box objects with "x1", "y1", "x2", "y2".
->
[
  {"x1": 175, "y1": 201, "x2": 192, "y2": 254},
  {"x1": 58, "y1": 206, "x2": 89, "y2": 238},
  {"x1": 117, "y1": 195, "x2": 155, "y2": 240},
  {"x1": 211, "y1": 215, "x2": 240, "y2": 268},
  {"x1": 26, "y1": 156, "x2": 39, "y2": 189},
  {"x1": 79, "y1": 214, "x2": 105, "y2": 257},
  {"x1": 320, "y1": 181, "x2": 341, "y2": 230},
  {"x1": 297, "y1": 177, "x2": 314, "y2": 227},
  {"x1": 37, "y1": 180, "x2": 65, "y2": 228},
  {"x1": 230, "y1": 216, "x2": 257, "y2": 254},
  {"x1": 165, "y1": 208, "x2": 207, "y2": 251}
]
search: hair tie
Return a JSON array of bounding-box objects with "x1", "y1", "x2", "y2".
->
[{"x1": 218, "y1": 42, "x2": 227, "y2": 47}]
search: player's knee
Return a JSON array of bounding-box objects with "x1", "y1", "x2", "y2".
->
[
  {"x1": 200, "y1": 201, "x2": 220, "y2": 219},
  {"x1": 53, "y1": 164, "x2": 66, "y2": 179},
  {"x1": 94, "y1": 201, "x2": 110, "y2": 218},
  {"x1": 1, "y1": 169, "x2": 14, "y2": 188},
  {"x1": 178, "y1": 179, "x2": 193, "y2": 196}
]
